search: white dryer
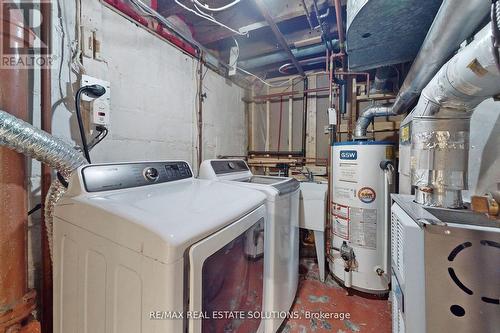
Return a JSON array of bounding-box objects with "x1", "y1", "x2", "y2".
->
[
  {"x1": 199, "y1": 159, "x2": 300, "y2": 333},
  {"x1": 53, "y1": 161, "x2": 267, "y2": 333}
]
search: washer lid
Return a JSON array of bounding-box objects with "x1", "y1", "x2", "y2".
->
[
  {"x1": 238, "y1": 176, "x2": 299, "y2": 195},
  {"x1": 56, "y1": 174, "x2": 266, "y2": 264}
]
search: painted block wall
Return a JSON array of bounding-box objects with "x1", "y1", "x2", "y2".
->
[{"x1": 27, "y1": 0, "x2": 247, "y2": 289}]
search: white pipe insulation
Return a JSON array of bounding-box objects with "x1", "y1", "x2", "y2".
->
[
  {"x1": 410, "y1": 23, "x2": 500, "y2": 207},
  {"x1": 414, "y1": 24, "x2": 500, "y2": 117}
]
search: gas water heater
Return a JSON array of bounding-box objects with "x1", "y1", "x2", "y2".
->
[{"x1": 330, "y1": 141, "x2": 395, "y2": 294}]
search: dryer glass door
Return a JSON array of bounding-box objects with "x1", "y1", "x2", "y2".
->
[{"x1": 188, "y1": 205, "x2": 266, "y2": 333}]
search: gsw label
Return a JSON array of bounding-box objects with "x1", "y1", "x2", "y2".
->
[{"x1": 340, "y1": 150, "x2": 357, "y2": 160}]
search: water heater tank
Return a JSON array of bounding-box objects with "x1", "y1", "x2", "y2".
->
[{"x1": 330, "y1": 141, "x2": 394, "y2": 293}]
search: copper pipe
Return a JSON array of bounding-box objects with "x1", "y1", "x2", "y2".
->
[
  {"x1": 0, "y1": 6, "x2": 38, "y2": 333},
  {"x1": 40, "y1": 0, "x2": 53, "y2": 331},
  {"x1": 333, "y1": 0, "x2": 346, "y2": 70},
  {"x1": 252, "y1": 86, "x2": 339, "y2": 101}
]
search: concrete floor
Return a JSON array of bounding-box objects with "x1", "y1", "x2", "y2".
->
[{"x1": 280, "y1": 259, "x2": 392, "y2": 333}]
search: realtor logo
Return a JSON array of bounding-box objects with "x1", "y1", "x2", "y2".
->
[
  {"x1": 1, "y1": 0, "x2": 55, "y2": 68},
  {"x1": 340, "y1": 150, "x2": 357, "y2": 160}
]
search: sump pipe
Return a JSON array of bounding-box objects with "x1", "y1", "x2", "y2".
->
[{"x1": 353, "y1": 0, "x2": 491, "y2": 139}]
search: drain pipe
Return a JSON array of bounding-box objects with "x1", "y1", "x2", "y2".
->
[
  {"x1": 353, "y1": 0, "x2": 491, "y2": 139},
  {"x1": 410, "y1": 23, "x2": 500, "y2": 208}
]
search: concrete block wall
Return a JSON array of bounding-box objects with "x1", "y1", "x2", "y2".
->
[{"x1": 26, "y1": 0, "x2": 247, "y2": 289}]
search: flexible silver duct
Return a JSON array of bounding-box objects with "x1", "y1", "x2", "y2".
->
[
  {"x1": 353, "y1": 105, "x2": 392, "y2": 137},
  {"x1": 353, "y1": 0, "x2": 491, "y2": 139},
  {"x1": 0, "y1": 110, "x2": 87, "y2": 257}
]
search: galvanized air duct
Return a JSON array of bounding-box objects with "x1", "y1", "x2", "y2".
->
[
  {"x1": 237, "y1": 40, "x2": 339, "y2": 70},
  {"x1": 410, "y1": 23, "x2": 500, "y2": 208},
  {"x1": 353, "y1": 0, "x2": 491, "y2": 139},
  {"x1": 0, "y1": 110, "x2": 87, "y2": 256}
]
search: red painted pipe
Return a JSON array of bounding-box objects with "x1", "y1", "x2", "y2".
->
[
  {"x1": 155, "y1": 25, "x2": 197, "y2": 57},
  {"x1": 103, "y1": 0, "x2": 198, "y2": 57},
  {"x1": 104, "y1": 0, "x2": 149, "y2": 26},
  {"x1": 0, "y1": 6, "x2": 39, "y2": 333}
]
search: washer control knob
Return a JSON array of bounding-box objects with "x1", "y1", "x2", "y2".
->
[
  {"x1": 144, "y1": 167, "x2": 159, "y2": 182},
  {"x1": 228, "y1": 162, "x2": 236, "y2": 170}
]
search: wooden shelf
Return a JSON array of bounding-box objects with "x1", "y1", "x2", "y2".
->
[{"x1": 357, "y1": 93, "x2": 396, "y2": 102}]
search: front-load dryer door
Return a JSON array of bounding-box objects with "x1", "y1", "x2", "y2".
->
[{"x1": 189, "y1": 205, "x2": 266, "y2": 333}]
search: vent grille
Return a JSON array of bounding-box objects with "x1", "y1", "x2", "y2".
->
[
  {"x1": 391, "y1": 211, "x2": 405, "y2": 277},
  {"x1": 392, "y1": 291, "x2": 406, "y2": 333}
]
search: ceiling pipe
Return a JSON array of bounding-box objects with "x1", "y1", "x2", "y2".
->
[
  {"x1": 354, "y1": 0, "x2": 491, "y2": 139},
  {"x1": 279, "y1": 56, "x2": 327, "y2": 74},
  {"x1": 238, "y1": 40, "x2": 340, "y2": 70},
  {"x1": 332, "y1": 0, "x2": 346, "y2": 70},
  {"x1": 254, "y1": 0, "x2": 306, "y2": 77}
]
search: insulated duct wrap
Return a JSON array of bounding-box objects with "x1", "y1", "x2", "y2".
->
[
  {"x1": 411, "y1": 114, "x2": 470, "y2": 208},
  {"x1": 0, "y1": 110, "x2": 87, "y2": 258},
  {"x1": 409, "y1": 23, "x2": 500, "y2": 208},
  {"x1": 354, "y1": 105, "x2": 392, "y2": 138},
  {"x1": 352, "y1": 0, "x2": 491, "y2": 139}
]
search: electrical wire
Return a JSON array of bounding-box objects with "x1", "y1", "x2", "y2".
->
[
  {"x1": 174, "y1": 0, "x2": 247, "y2": 35},
  {"x1": 192, "y1": 0, "x2": 241, "y2": 12},
  {"x1": 89, "y1": 126, "x2": 109, "y2": 150},
  {"x1": 75, "y1": 87, "x2": 92, "y2": 163},
  {"x1": 236, "y1": 66, "x2": 292, "y2": 87},
  {"x1": 230, "y1": 37, "x2": 291, "y2": 88}
]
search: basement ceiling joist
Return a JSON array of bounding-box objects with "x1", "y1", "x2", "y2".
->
[
  {"x1": 157, "y1": 0, "x2": 346, "y2": 79},
  {"x1": 159, "y1": 0, "x2": 332, "y2": 44}
]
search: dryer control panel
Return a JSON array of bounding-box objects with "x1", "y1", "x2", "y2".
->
[
  {"x1": 82, "y1": 161, "x2": 192, "y2": 192},
  {"x1": 211, "y1": 160, "x2": 249, "y2": 174}
]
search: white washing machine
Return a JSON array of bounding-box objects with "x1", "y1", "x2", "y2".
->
[
  {"x1": 199, "y1": 159, "x2": 300, "y2": 333},
  {"x1": 53, "y1": 161, "x2": 267, "y2": 333}
]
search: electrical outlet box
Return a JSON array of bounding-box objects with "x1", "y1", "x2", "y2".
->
[{"x1": 81, "y1": 75, "x2": 111, "y2": 127}]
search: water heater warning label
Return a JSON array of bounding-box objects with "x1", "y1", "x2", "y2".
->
[
  {"x1": 332, "y1": 203, "x2": 349, "y2": 239},
  {"x1": 349, "y1": 208, "x2": 377, "y2": 249},
  {"x1": 339, "y1": 163, "x2": 358, "y2": 183}
]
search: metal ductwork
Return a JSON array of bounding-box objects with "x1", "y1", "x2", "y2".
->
[
  {"x1": 0, "y1": 110, "x2": 87, "y2": 257},
  {"x1": 410, "y1": 23, "x2": 500, "y2": 208},
  {"x1": 354, "y1": 0, "x2": 491, "y2": 139},
  {"x1": 237, "y1": 39, "x2": 340, "y2": 70}
]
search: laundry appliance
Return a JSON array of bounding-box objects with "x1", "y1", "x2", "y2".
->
[
  {"x1": 52, "y1": 161, "x2": 267, "y2": 333},
  {"x1": 199, "y1": 159, "x2": 300, "y2": 333}
]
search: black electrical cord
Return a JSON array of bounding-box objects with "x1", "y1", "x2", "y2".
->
[
  {"x1": 57, "y1": 171, "x2": 69, "y2": 188},
  {"x1": 74, "y1": 85, "x2": 106, "y2": 163},
  {"x1": 28, "y1": 203, "x2": 42, "y2": 216},
  {"x1": 89, "y1": 126, "x2": 109, "y2": 150}
]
